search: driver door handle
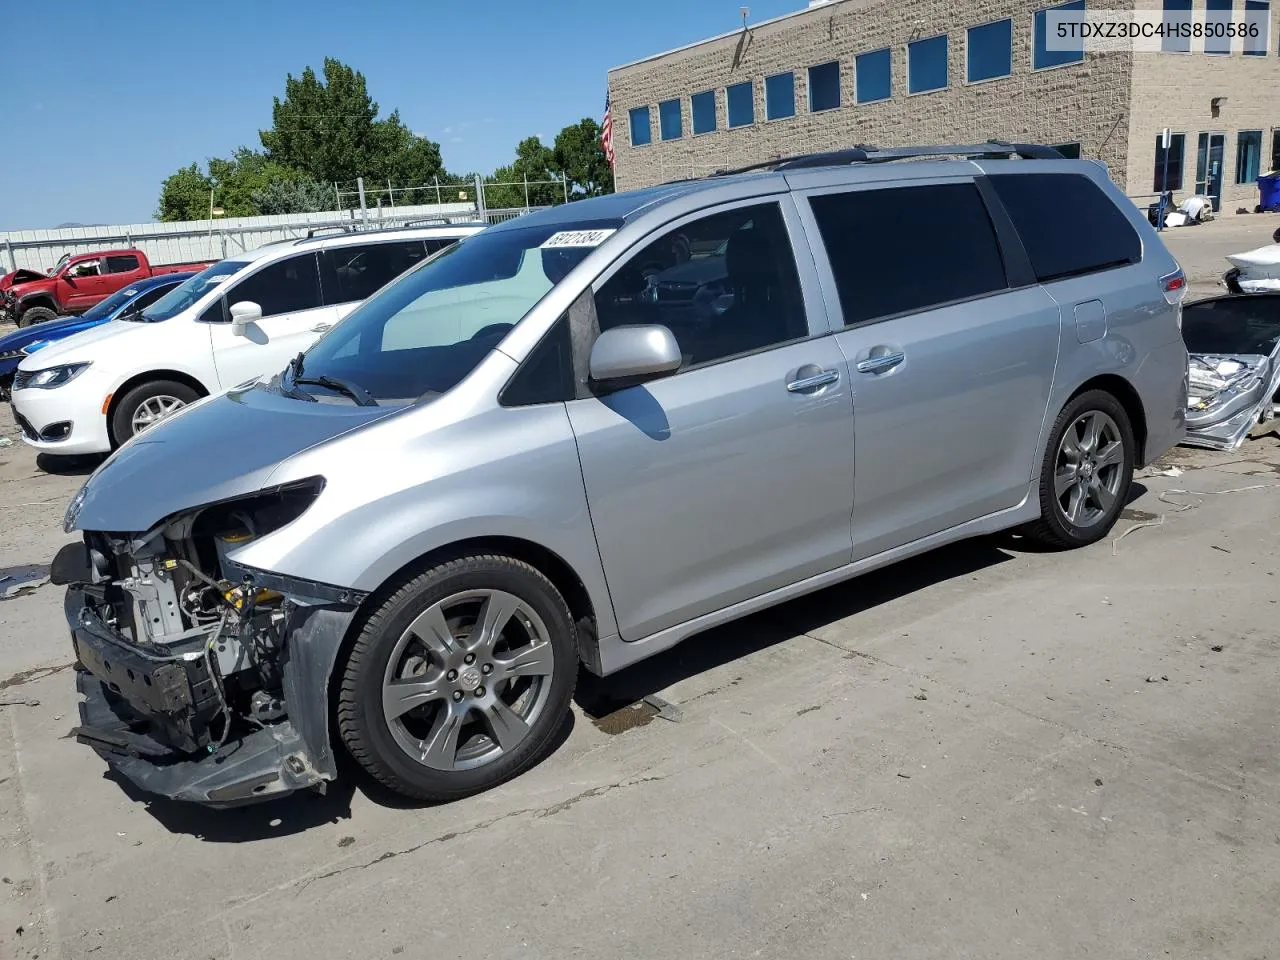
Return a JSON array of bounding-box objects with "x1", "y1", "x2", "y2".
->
[
  {"x1": 786, "y1": 369, "x2": 840, "y2": 393},
  {"x1": 856, "y1": 351, "x2": 906, "y2": 374}
]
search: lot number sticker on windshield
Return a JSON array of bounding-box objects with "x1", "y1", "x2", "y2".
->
[{"x1": 540, "y1": 229, "x2": 616, "y2": 249}]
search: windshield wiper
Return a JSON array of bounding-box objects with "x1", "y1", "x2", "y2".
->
[
  {"x1": 289, "y1": 351, "x2": 305, "y2": 382},
  {"x1": 294, "y1": 375, "x2": 378, "y2": 407}
]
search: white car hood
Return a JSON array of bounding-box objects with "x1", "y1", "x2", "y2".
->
[{"x1": 16, "y1": 319, "x2": 161, "y2": 369}]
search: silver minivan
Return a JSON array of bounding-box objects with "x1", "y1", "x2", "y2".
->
[{"x1": 56, "y1": 144, "x2": 1189, "y2": 806}]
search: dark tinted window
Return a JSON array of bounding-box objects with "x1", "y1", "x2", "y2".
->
[
  {"x1": 228, "y1": 253, "x2": 321, "y2": 317},
  {"x1": 908, "y1": 35, "x2": 948, "y2": 93},
  {"x1": 500, "y1": 317, "x2": 573, "y2": 406},
  {"x1": 594, "y1": 202, "x2": 807, "y2": 368},
  {"x1": 968, "y1": 19, "x2": 1012, "y2": 82},
  {"x1": 1237, "y1": 130, "x2": 1263, "y2": 184},
  {"x1": 629, "y1": 106, "x2": 651, "y2": 146},
  {"x1": 659, "y1": 98, "x2": 682, "y2": 140},
  {"x1": 326, "y1": 240, "x2": 427, "y2": 304},
  {"x1": 1182, "y1": 295, "x2": 1280, "y2": 354},
  {"x1": 1154, "y1": 133, "x2": 1185, "y2": 191},
  {"x1": 691, "y1": 90, "x2": 717, "y2": 134},
  {"x1": 1055, "y1": 142, "x2": 1082, "y2": 159},
  {"x1": 1162, "y1": 0, "x2": 1193, "y2": 52},
  {"x1": 988, "y1": 173, "x2": 1141, "y2": 283},
  {"x1": 1244, "y1": 0, "x2": 1269, "y2": 55},
  {"x1": 856, "y1": 48, "x2": 892, "y2": 102},
  {"x1": 765, "y1": 72, "x2": 795, "y2": 120},
  {"x1": 727, "y1": 81, "x2": 755, "y2": 127},
  {"x1": 1034, "y1": 0, "x2": 1085, "y2": 69},
  {"x1": 131, "y1": 284, "x2": 174, "y2": 312},
  {"x1": 808, "y1": 61, "x2": 840, "y2": 112},
  {"x1": 810, "y1": 184, "x2": 1008, "y2": 326},
  {"x1": 424, "y1": 237, "x2": 459, "y2": 255},
  {"x1": 105, "y1": 254, "x2": 140, "y2": 274},
  {"x1": 1206, "y1": 0, "x2": 1232, "y2": 54}
]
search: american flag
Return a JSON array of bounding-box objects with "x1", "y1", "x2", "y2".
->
[{"x1": 601, "y1": 92, "x2": 615, "y2": 169}]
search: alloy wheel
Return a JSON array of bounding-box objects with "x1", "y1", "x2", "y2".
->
[
  {"x1": 380, "y1": 589, "x2": 556, "y2": 771},
  {"x1": 130, "y1": 395, "x2": 187, "y2": 434},
  {"x1": 1053, "y1": 410, "x2": 1125, "y2": 528}
]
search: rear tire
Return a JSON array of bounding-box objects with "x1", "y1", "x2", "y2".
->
[
  {"x1": 17, "y1": 306, "x2": 57, "y2": 328},
  {"x1": 1024, "y1": 389, "x2": 1134, "y2": 549},
  {"x1": 338, "y1": 554, "x2": 578, "y2": 802},
  {"x1": 108, "y1": 379, "x2": 199, "y2": 447}
]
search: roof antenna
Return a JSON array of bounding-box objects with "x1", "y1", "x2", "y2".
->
[{"x1": 740, "y1": 6, "x2": 749, "y2": 29}]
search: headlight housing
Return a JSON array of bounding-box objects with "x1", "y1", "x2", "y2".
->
[{"x1": 23, "y1": 362, "x2": 91, "y2": 389}]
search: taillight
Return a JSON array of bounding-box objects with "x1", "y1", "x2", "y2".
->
[{"x1": 1161, "y1": 269, "x2": 1187, "y2": 305}]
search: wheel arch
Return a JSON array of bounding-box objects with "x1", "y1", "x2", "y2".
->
[
  {"x1": 1066, "y1": 374, "x2": 1149, "y2": 467},
  {"x1": 105, "y1": 370, "x2": 213, "y2": 447},
  {"x1": 345, "y1": 535, "x2": 604, "y2": 675}
]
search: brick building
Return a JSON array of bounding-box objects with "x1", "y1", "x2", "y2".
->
[{"x1": 607, "y1": 0, "x2": 1280, "y2": 215}]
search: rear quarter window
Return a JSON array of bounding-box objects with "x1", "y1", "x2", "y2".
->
[
  {"x1": 808, "y1": 182, "x2": 1009, "y2": 326},
  {"x1": 987, "y1": 173, "x2": 1141, "y2": 283}
]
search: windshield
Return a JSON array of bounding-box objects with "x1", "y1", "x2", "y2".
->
[
  {"x1": 295, "y1": 220, "x2": 620, "y2": 402},
  {"x1": 79, "y1": 284, "x2": 151, "y2": 322},
  {"x1": 140, "y1": 259, "x2": 247, "y2": 322}
]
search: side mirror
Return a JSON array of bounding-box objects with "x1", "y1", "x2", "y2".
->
[
  {"x1": 589, "y1": 324, "x2": 682, "y2": 387},
  {"x1": 229, "y1": 301, "x2": 262, "y2": 337}
]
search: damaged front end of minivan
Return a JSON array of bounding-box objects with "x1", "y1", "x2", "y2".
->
[
  {"x1": 58, "y1": 476, "x2": 364, "y2": 807},
  {"x1": 1182, "y1": 293, "x2": 1280, "y2": 451}
]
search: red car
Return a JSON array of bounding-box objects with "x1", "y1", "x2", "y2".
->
[{"x1": 0, "y1": 249, "x2": 213, "y2": 327}]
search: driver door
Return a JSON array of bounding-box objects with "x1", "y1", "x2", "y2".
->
[
  {"x1": 59, "y1": 258, "x2": 109, "y2": 312},
  {"x1": 207, "y1": 252, "x2": 336, "y2": 389}
]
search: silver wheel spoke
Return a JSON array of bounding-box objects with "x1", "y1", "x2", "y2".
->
[
  {"x1": 474, "y1": 591, "x2": 520, "y2": 653},
  {"x1": 406, "y1": 604, "x2": 461, "y2": 658},
  {"x1": 480, "y1": 697, "x2": 530, "y2": 751},
  {"x1": 1065, "y1": 481, "x2": 1085, "y2": 523},
  {"x1": 1095, "y1": 440, "x2": 1123, "y2": 470},
  {"x1": 1081, "y1": 413, "x2": 1102, "y2": 452},
  {"x1": 419, "y1": 705, "x2": 465, "y2": 768},
  {"x1": 1054, "y1": 464, "x2": 1079, "y2": 498},
  {"x1": 1091, "y1": 479, "x2": 1116, "y2": 513},
  {"x1": 493, "y1": 641, "x2": 554, "y2": 679},
  {"x1": 383, "y1": 677, "x2": 446, "y2": 720},
  {"x1": 1060, "y1": 430, "x2": 1083, "y2": 462}
]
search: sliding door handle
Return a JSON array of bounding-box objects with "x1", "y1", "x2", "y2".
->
[
  {"x1": 786, "y1": 369, "x2": 840, "y2": 393},
  {"x1": 855, "y1": 352, "x2": 905, "y2": 374}
]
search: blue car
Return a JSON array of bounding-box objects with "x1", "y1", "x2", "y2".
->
[{"x1": 0, "y1": 272, "x2": 193, "y2": 399}]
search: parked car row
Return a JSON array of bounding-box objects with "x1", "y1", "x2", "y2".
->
[
  {"x1": 43, "y1": 143, "x2": 1196, "y2": 810},
  {"x1": 0, "y1": 248, "x2": 213, "y2": 327},
  {"x1": 9, "y1": 224, "x2": 482, "y2": 451}
]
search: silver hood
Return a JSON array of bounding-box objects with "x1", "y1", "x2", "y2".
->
[{"x1": 68, "y1": 383, "x2": 402, "y2": 532}]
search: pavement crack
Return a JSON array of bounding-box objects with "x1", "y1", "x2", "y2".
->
[{"x1": 280, "y1": 774, "x2": 668, "y2": 899}]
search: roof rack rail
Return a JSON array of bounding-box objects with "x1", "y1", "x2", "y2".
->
[
  {"x1": 302, "y1": 224, "x2": 355, "y2": 241},
  {"x1": 702, "y1": 141, "x2": 1063, "y2": 180}
]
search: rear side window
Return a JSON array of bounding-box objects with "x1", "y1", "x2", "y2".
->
[
  {"x1": 227, "y1": 253, "x2": 321, "y2": 318},
  {"x1": 325, "y1": 240, "x2": 428, "y2": 304},
  {"x1": 988, "y1": 174, "x2": 1141, "y2": 283},
  {"x1": 809, "y1": 183, "x2": 1008, "y2": 326},
  {"x1": 132, "y1": 285, "x2": 173, "y2": 311},
  {"x1": 105, "y1": 254, "x2": 140, "y2": 274}
]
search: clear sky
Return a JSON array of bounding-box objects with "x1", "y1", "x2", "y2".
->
[{"x1": 0, "y1": 0, "x2": 802, "y2": 231}]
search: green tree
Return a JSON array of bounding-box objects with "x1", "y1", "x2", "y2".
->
[
  {"x1": 258, "y1": 57, "x2": 445, "y2": 202},
  {"x1": 209, "y1": 148, "x2": 309, "y2": 217},
  {"x1": 251, "y1": 177, "x2": 335, "y2": 215},
  {"x1": 155, "y1": 163, "x2": 214, "y2": 221},
  {"x1": 483, "y1": 136, "x2": 565, "y2": 210},
  {"x1": 554, "y1": 118, "x2": 614, "y2": 197}
]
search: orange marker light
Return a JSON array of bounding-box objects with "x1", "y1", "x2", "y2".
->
[{"x1": 101, "y1": 393, "x2": 113, "y2": 415}]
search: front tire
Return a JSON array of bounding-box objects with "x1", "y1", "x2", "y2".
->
[
  {"x1": 337, "y1": 554, "x2": 578, "y2": 802},
  {"x1": 17, "y1": 306, "x2": 57, "y2": 328},
  {"x1": 108, "y1": 379, "x2": 199, "y2": 447},
  {"x1": 1025, "y1": 389, "x2": 1134, "y2": 549}
]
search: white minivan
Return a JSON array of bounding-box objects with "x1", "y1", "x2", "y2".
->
[{"x1": 10, "y1": 224, "x2": 484, "y2": 455}]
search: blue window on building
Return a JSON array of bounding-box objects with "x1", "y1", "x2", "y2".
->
[
  {"x1": 1034, "y1": 0, "x2": 1086, "y2": 69},
  {"x1": 1244, "y1": 0, "x2": 1269, "y2": 55},
  {"x1": 727, "y1": 81, "x2": 755, "y2": 127},
  {"x1": 1206, "y1": 0, "x2": 1233, "y2": 54},
  {"x1": 967, "y1": 18, "x2": 1013, "y2": 81},
  {"x1": 808, "y1": 60, "x2": 841, "y2": 111},
  {"x1": 908, "y1": 35, "x2": 948, "y2": 93},
  {"x1": 1237, "y1": 130, "x2": 1263, "y2": 183},
  {"x1": 691, "y1": 90, "x2": 717, "y2": 134},
  {"x1": 629, "y1": 106, "x2": 651, "y2": 146},
  {"x1": 1162, "y1": 0, "x2": 1193, "y2": 52},
  {"x1": 659, "y1": 99, "x2": 682, "y2": 140},
  {"x1": 1154, "y1": 133, "x2": 1186, "y2": 190},
  {"x1": 855, "y1": 48, "x2": 892, "y2": 102},
  {"x1": 765, "y1": 72, "x2": 796, "y2": 119}
]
